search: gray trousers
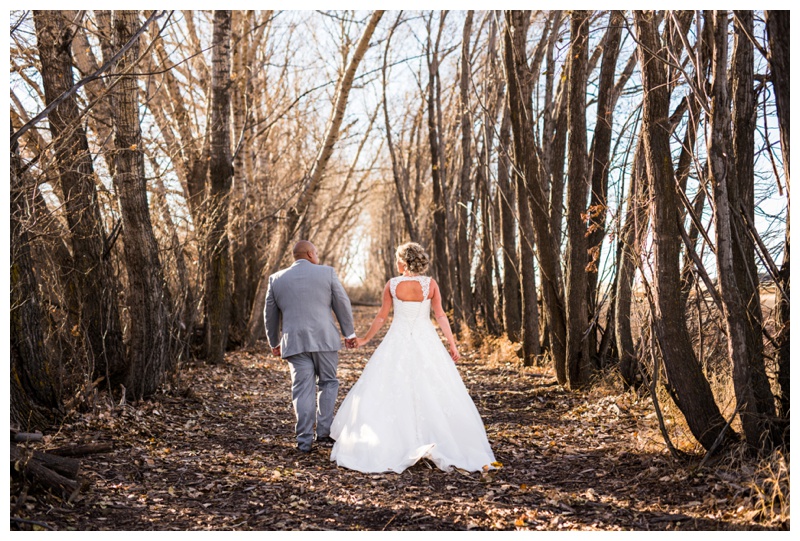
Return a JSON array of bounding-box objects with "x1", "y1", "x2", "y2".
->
[{"x1": 285, "y1": 350, "x2": 339, "y2": 448}]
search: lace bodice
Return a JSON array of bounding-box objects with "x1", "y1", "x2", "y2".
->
[
  {"x1": 389, "y1": 275, "x2": 432, "y2": 301},
  {"x1": 388, "y1": 276, "x2": 432, "y2": 335}
]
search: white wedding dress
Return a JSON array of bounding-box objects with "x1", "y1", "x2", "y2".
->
[{"x1": 330, "y1": 275, "x2": 496, "y2": 473}]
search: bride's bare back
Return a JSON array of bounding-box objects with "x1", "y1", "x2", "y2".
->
[{"x1": 393, "y1": 279, "x2": 431, "y2": 302}]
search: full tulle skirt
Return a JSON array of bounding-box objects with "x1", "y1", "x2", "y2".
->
[{"x1": 330, "y1": 302, "x2": 495, "y2": 473}]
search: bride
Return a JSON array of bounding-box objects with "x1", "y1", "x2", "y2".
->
[{"x1": 330, "y1": 242, "x2": 496, "y2": 473}]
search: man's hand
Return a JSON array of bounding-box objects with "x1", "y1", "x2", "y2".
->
[
  {"x1": 344, "y1": 337, "x2": 357, "y2": 349},
  {"x1": 271, "y1": 346, "x2": 281, "y2": 357}
]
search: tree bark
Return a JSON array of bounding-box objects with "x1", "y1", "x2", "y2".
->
[
  {"x1": 709, "y1": 10, "x2": 777, "y2": 451},
  {"x1": 497, "y1": 106, "x2": 521, "y2": 341},
  {"x1": 455, "y1": 10, "x2": 476, "y2": 332},
  {"x1": 585, "y1": 11, "x2": 624, "y2": 350},
  {"x1": 504, "y1": 11, "x2": 541, "y2": 365},
  {"x1": 33, "y1": 10, "x2": 126, "y2": 385},
  {"x1": 426, "y1": 12, "x2": 453, "y2": 314},
  {"x1": 765, "y1": 9, "x2": 790, "y2": 422},
  {"x1": 229, "y1": 11, "x2": 256, "y2": 346},
  {"x1": 11, "y1": 123, "x2": 61, "y2": 430},
  {"x1": 204, "y1": 10, "x2": 234, "y2": 364},
  {"x1": 564, "y1": 10, "x2": 592, "y2": 388},
  {"x1": 615, "y1": 138, "x2": 648, "y2": 390},
  {"x1": 108, "y1": 10, "x2": 173, "y2": 398},
  {"x1": 635, "y1": 10, "x2": 730, "y2": 451}
]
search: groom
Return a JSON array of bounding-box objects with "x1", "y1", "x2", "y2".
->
[{"x1": 264, "y1": 240, "x2": 357, "y2": 453}]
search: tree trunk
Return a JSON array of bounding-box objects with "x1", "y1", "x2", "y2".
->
[
  {"x1": 33, "y1": 10, "x2": 126, "y2": 385},
  {"x1": 504, "y1": 11, "x2": 540, "y2": 364},
  {"x1": 765, "y1": 9, "x2": 790, "y2": 423},
  {"x1": 585, "y1": 11, "x2": 624, "y2": 349},
  {"x1": 67, "y1": 11, "x2": 116, "y2": 177},
  {"x1": 427, "y1": 13, "x2": 453, "y2": 314},
  {"x1": 229, "y1": 11, "x2": 253, "y2": 346},
  {"x1": 455, "y1": 10, "x2": 476, "y2": 332},
  {"x1": 478, "y1": 162, "x2": 500, "y2": 335},
  {"x1": 383, "y1": 13, "x2": 419, "y2": 243},
  {"x1": 709, "y1": 10, "x2": 777, "y2": 451},
  {"x1": 204, "y1": 10, "x2": 234, "y2": 364},
  {"x1": 11, "y1": 123, "x2": 61, "y2": 430},
  {"x1": 635, "y1": 10, "x2": 730, "y2": 452},
  {"x1": 497, "y1": 106, "x2": 521, "y2": 341},
  {"x1": 615, "y1": 138, "x2": 648, "y2": 390},
  {"x1": 109, "y1": 10, "x2": 173, "y2": 399},
  {"x1": 564, "y1": 10, "x2": 592, "y2": 388}
]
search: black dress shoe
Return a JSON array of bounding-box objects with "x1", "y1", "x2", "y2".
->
[
  {"x1": 296, "y1": 444, "x2": 312, "y2": 453},
  {"x1": 315, "y1": 436, "x2": 336, "y2": 447}
]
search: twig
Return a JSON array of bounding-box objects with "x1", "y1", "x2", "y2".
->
[
  {"x1": 382, "y1": 512, "x2": 400, "y2": 530},
  {"x1": 738, "y1": 203, "x2": 788, "y2": 301},
  {"x1": 102, "y1": 219, "x2": 123, "y2": 260},
  {"x1": 10, "y1": 10, "x2": 167, "y2": 148},
  {"x1": 11, "y1": 517, "x2": 56, "y2": 531},
  {"x1": 640, "y1": 321, "x2": 682, "y2": 460},
  {"x1": 678, "y1": 217, "x2": 724, "y2": 313}
]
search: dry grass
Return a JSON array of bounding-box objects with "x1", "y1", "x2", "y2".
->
[{"x1": 748, "y1": 448, "x2": 790, "y2": 526}]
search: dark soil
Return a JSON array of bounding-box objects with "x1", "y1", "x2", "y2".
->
[{"x1": 10, "y1": 307, "x2": 784, "y2": 531}]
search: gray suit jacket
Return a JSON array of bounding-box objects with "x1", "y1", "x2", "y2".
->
[{"x1": 264, "y1": 259, "x2": 355, "y2": 359}]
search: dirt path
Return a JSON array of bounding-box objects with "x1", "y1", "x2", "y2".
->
[{"x1": 12, "y1": 306, "x2": 777, "y2": 530}]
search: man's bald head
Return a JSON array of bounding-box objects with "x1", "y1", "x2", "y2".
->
[{"x1": 293, "y1": 240, "x2": 319, "y2": 264}]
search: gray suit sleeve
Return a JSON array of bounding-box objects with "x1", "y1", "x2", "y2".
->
[
  {"x1": 330, "y1": 268, "x2": 355, "y2": 337},
  {"x1": 264, "y1": 275, "x2": 281, "y2": 348}
]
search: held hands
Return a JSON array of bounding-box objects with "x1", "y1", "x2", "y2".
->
[
  {"x1": 271, "y1": 346, "x2": 281, "y2": 357},
  {"x1": 344, "y1": 337, "x2": 358, "y2": 349},
  {"x1": 448, "y1": 342, "x2": 460, "y2": 362}
]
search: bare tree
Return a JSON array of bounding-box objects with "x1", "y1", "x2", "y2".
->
[
  {"x1": 707, "y1": 10, "x2": 777, "y2": 450},
  {"x1": 205, "y1": 10, "x2": 235, "y2": 364},
  {"x1": 11, "y1": 124, "x2": 61, "y2": 429},
  {"x1": 383, "y1": 12, "x2": 420, "y2": 244},
  {"x1": 455, "y1": 10, "x2": 476, "y2": 332},
  {"x1": 564, "y1": 10, "x2": 592, "y2": 387},
  {"x1": 765, "y1": 9, "x2": 790, "y2": 422},
  {"x1": 503, "y1": 10, "x2": 566, "y2": 371},
  {"x1": 426, "y1": 11, "x2": 453, "y2": 314},
  {"x1": 497, "y1": 105, "x2": 521, "y2": 341},
  {"x1": 634, "y1": 10, "x2": 730, "y2": 451},
  {"x1": 33, "y1": 10, "x2": 126, "y2": 385},
  {"x1": 108, "y1": 10, "x2": 173, "y2": 399}
]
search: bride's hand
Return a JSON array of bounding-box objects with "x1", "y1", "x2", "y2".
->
[
  {"x1": 449, "y1": 343, "x2": 460, "y2": 362},
  {"x1": 356, "y1": 337, "x2": 369, "y2": 348}
]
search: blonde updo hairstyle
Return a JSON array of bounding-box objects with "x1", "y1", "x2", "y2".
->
[{"x1": 395, "y1": 242, "x2": 430, "y2": 274}]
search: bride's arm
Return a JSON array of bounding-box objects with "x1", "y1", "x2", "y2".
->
[
  {"x1": 430, "y1": 280, "x2": 460, "y2": 362},
  {"x1": 356, "y1": 282, "x2": 392, "y2": 346}
]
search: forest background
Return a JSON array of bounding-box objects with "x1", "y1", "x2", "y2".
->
[{"x1": 6, "y1": 7, "x2": 792, "y2": 530}]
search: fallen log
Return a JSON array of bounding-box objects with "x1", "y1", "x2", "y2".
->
[
  {"x1": 30, "y1": 450, "x2": 81, "y2": 479},
  {"x1": 48, "y1": 442, "x2": 114, "y2": 457},
  {"x1": 11, "y1": 430, "x2": 43, "y2": 443},
  {"x1": 11, "y1": 445, "x2": 82, "y2": 498}
]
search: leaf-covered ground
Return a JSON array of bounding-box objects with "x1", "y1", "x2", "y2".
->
[{"x1": 11, "y1": 307, "x2": 786, "y2": 531}]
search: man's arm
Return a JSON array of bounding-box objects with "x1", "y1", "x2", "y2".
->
[
  {"x1": 330, "y1": 267, "x2": 355, "y2": 339},
  {"x1": 264, "y1": 276, "x2": 282, "y2": 355}
]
